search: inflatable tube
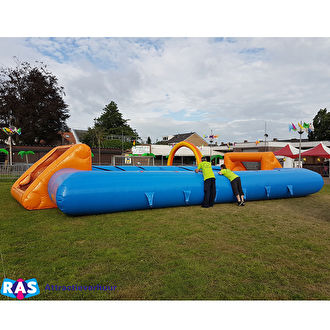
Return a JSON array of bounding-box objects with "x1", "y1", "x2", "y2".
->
[{"x1": 48, "y1": 168, "x2": 323, "y2": 216}]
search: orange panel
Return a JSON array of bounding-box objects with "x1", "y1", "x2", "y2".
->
[
  {"x1": 11, "y1": 144, "x2": 92, "y2": 210},
  {"x1": 224, "y1": 152, "x2": 282, "y2": 171}
]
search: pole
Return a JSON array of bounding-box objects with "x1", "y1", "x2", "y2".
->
[
  {"x1": 98, "y1": 136, "x2": 101, "y2": 166},
  {"x1": 9, "y1": 135, "x2": 12, "y2": 166},
  {"x1": 264, "y1": 122, "x2": 267, "y2": 151},
  {"x1": 210, "y1": 129, "x2": 213, "y2": 161},
  {"x1": 121, "y1": 128, "x2": 123, "y2": 155},
  {"x1": 298, "y1": 130, "x2": 302, "y2": 168},
  {"x1": 297, "y1": 121, "x2": 304, "y2": 168}
]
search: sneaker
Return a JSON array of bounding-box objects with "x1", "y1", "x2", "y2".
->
[{"x1": 239, "y1": 201, "x2": 245, "y2": 206}]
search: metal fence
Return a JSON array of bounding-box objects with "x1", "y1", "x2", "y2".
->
[
  {"x1": 113, "y1": 156, "x2": 155, "y2": 166},
  {"x1": 0, "y1": 164, "x2": 31, "y2": 180}
]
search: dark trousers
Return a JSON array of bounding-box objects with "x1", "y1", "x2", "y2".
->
[
  {"x1": 202, "y1": 178, "x2": 216, "y2": 207},
  {"x1": 230, "y1": 177, "x2": 243, "y2": 196}
]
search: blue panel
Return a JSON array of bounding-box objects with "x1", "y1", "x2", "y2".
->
[{"x1": 48, "y1": 168, "x2": 324, "y2": 216}]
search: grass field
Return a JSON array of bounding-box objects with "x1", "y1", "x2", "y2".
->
[{"x1": 0, "y1": 180, "x2": 329, "y2": 300}]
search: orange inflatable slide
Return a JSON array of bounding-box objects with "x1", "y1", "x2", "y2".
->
[{"x1": 11, "y1": 144, "x2": 92, "y2": 210}]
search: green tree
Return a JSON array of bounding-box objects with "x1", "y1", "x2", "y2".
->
[
  {"x1": 146, "y1": 136, "x2": 152, "y2": 144},
  {"x1": 81, "y1": 101, "x2": 139, "y2": 149},
  {"x1": 308, "y1": 108, "x2": 330, "y2": 141},
  {"x1": 0, "y1": 59, "x2": 69, "y2": 145}
]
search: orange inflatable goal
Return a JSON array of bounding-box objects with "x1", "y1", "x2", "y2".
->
[{"x1": 224, "y1": 152, "x2": 282, "y2": 171}]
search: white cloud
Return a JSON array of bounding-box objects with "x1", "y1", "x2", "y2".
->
[{"x1": 0, "y1": 37, "x2": 329, "y2": 143}]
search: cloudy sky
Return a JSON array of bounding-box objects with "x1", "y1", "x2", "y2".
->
[{"x1": 0, "y1": 37, "x2": 329, "y2": 143}]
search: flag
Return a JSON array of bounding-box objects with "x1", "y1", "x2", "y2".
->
[
  {"x1": 298, "y1": 122, "x2": 304, "y2": 130},
  {"x1": 133, "y1": 140, "x2": 136, "y2": 146},
  {"x1": 291, "y1": 123, "x2": 297, "y2": 131}
]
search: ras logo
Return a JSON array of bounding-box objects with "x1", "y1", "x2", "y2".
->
[{"x1": 1, "y1": 278, "x2": 40, "y2": 299}]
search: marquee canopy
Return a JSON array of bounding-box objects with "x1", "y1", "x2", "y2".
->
[
  {"x1": 300, "y1": 143, "x2": 330, "y2": 159},
  {"x1": 273, "y1": 144, "x2": 300, "y2": 158}
]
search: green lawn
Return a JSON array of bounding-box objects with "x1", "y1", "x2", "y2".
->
[{"x1": 0, "y1": 181, "x2": 329, "y2": 300}]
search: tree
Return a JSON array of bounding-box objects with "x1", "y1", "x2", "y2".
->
[
  {"x1": 0, "y1": 59, "x2": 69, "y2": 145},
  {"x1": 146, "y1": 136, "x2": 152, "y2": 144},
  {"x1": 81, "y1": 101, "x2": 139, "y2": 149},
  {"x1": 308, "y1": 108, "x2": 330, "y2": 141}
]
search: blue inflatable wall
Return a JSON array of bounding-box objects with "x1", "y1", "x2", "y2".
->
[{"x1": 48, "y1": 167, "x2": 324, "y2": 216}]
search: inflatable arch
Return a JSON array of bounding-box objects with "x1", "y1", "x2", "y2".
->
[
  {"x1": 224, "y1": 152, "x2": 282, "y2": 171},
  {"x1": 167, "y1": 141, "x2": 203, "y2": 166}
]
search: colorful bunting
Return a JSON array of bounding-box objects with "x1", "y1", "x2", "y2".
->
[
  {"x1": 204, "y1": 133, "x2": 219, "y2": 140},
  {"x1": 289, "y1": 122, "x2": 314, "y2": 133},
  {"x1": 1, "y1": 127, "x2": 22, "y2": 135}
]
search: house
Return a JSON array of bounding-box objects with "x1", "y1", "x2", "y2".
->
[
  {"x1": 159, "y1": 132, "x2": 208, "y2": 147},
  {"x1": 60, "y1": 131, "x2": 77, "y2": 144}
]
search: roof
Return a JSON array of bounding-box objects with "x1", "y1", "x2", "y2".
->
[
  {"x1": 273, "y1": 144, "x2": 300, "y2": 158},
  {"x1": 300, "y1": 143, "x2": 330, "y2": 158},
  {"x1": 166, "y1": 132, "x2": 196, "y2": 144}
]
